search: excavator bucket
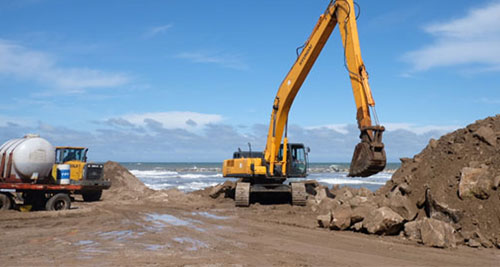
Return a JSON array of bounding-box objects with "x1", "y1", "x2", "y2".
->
[{"x1": 348, "y1": 126, "x2": 386, "y2": 177}]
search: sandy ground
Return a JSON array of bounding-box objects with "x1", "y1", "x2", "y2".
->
[{"x1": 1, "y1": 192, "x2": 499, "y2": 267}]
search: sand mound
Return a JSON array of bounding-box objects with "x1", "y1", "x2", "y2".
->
[
  {"x1": 101, "y1": 161, "x2": 212, "y2": 206},
  {"x1": 102, "y1": 161, "x2": 155, "y2": 201}
]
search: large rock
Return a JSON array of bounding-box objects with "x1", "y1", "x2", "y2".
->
[
  {"x1": 330, "y1": 204, "x2": 352, "y2": 230},
  {"x1": 459, "y1": 167, "x2": 492, "y2": 199},
  {"x1": 314, "y1": 185, "x2": 334, "y2": 203},
  {"x1": 209, "y1": 181, "x2": 235, "y2": 198},
  {"x1": 335, "y1": 187, "x2": 355, "y2": 205},
  {"x1": 351, "y1": 203, "x2": 376, "y2": 224},
  {"x1": 347, "y1": 196, "x2": 369, "y2": 208},
  {"x1": 304, "y1": 180, "x2": 320, "y2": 195},
  {"x1": 420, "y1": 218, "x2": 457, "y2": 248},
  {"x1": 462, "y1": 230, "x2": 495, "y2": 248},
  {"x1": 473, "y1": 126, "x2": 497, "y2": 146},
  {"x1": 404, "y1": 220, "x2": 422, "y2": 242},
  {"x1": 313, "y1": 197, "x2": 340, "y2": 214},
  {"x1": 356, "y1": 187, "x2": 374, "y2": 198},
  {"x1": 362, "y1": 207, "x2": 404, "y2": 235},
  {"x1": 424, "y1": 189, "x2": 462, "y2": 223},
  {"x1": 317, "y1": 212, "x2": 332, "y2": 228},
  {"x1": 351, "y1": 221, "x2": 363, "y2": 232},
  {"x1": 386, "y1": 193, "x2": 418, "y2": 221}
]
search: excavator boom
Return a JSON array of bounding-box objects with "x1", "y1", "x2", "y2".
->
[
  {"x1": 263, "y1": 0, "x2": 386, "y2": 177},
  {"x1": 222, "y1": 0, "x2": 386, "y2": 206}
]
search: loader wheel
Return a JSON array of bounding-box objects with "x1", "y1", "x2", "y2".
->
[
  {"x1": 82, "y1": 190, "x2": 102, "y2": 202},
  {"x1": 0, "y1": 193, "x2": 12, "y2": 211},
  {"x1": 45, "y1": 193, "x2": 71, "y2": 211},
  {"x1": 235, "y1": 182, "x2": 250, "y2": 207},
  {"x1": 291, "y1": 182, "x2": 306, "y2": 206}
]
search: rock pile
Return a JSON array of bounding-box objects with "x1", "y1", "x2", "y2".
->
[{"x1": 314, "y1": 115, "x2": 500, "y2": 249}]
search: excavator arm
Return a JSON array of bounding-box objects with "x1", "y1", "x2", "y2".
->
[{"x1": 264, "y1": 0, "x2": 386, "y2": 177}]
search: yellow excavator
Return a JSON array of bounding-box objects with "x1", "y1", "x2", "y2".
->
[{"x1": 223, "y1": 0, "x2": 386, "y2": 206}]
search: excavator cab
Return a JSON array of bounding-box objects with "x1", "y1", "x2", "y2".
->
[{"x1": 278, "y1": 143, "x2": 309, "y2": 177}]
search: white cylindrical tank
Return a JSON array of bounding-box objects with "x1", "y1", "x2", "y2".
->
[{"x1": 0, "y1": 134, "x2": 55, "y2": 181}]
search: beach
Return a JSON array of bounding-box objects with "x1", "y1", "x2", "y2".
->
[{"x1": 0, "y1": 162, "x2": 498, "y2": 266}]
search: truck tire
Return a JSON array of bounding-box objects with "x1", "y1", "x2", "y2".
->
[
  {"x1": 45, "y1": 193, "x2": 71, "y2": 211},
  {"x1": 0, "y1": 193, "x2": 12, "y2": 211},
  {"x1": 82, "y1": 190, "x2": 102, "y2": 202}
]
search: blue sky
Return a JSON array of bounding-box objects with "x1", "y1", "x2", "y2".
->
[{"x1": 1, "y1": 0, "x2": 499, "y2": 162}]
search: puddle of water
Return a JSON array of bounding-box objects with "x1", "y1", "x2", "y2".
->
[
  {"x1": 173, "y1": 237, "x2": 208, "y2": 251},
  {"x1": 74, "y1": 240, "x2": 107, "y2": 254},
  {"x1": 144, "y1": 213, "x2": 205, "y2": 232},
  {"x1": 146, "y1": 213, "x2": 190, "y2": 226},
  {"x1": 192, "y1": 211, "x2": 229, "y2": 220},
  {"x1": 143, "y1": 243, "x2": 170, "y2": 251},
  {"x1": 80, "y1": 247, "x2": 106, "y2": 254},
  {"x1": 75, "y1": 240, "x2": 95, "y2": 246},
  {"x1": 98, "y1": 230, "x2": 144, "y2": 241}
]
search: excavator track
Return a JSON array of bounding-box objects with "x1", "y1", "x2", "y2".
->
[
  {"x1": 235, "y1": 182, "x2": 250, "y2": 207},
  {"x1": 291, "y1": 182, "x2": 306, "y2": 206}
]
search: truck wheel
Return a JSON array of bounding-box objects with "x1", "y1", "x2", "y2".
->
[
  {"x1": 82, "y1": 190, "x2": 102, "y2": 202},
  {"x1": 45, "y1": 193, "x2": 71, "y2": 211},
  {"x1": 0, "y1": 193, "x2": 12, "y2": 211},
  {"x1": 235, "y1": 182, "x2": 250, "y2": 207}
]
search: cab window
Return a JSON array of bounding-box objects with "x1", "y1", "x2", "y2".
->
[{"x1": 61, "y1": 149, "x2": 84, "y2": 162}]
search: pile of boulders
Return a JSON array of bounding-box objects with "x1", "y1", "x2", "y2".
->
[{"x1": 313, "y1": 115, "x2": 500, "y2": 249}]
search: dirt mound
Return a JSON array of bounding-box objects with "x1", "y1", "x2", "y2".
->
[
  {"x1": 313, "y1": 115, "x2": 500, "y2": 248},
  {"x1": 102, "y1": 161, "x2": 155, "y2": 201},
  {"x1": 378, "y1": 115, "x2": 500, "y2": 247}
]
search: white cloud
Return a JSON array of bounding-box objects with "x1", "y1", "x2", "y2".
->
[
  {"x1": 306, "y1": 122, "x2": 459, "y2": 135},
  {"x1": 0, "y1": 117, "x2": 461, "y2": 162},
  {"x1": 403, "y1": 1, "x2": 500, "y2": 72},
  {"x1": 144, "y1": 24, "x2": 173, "y2": 38},
  {"x1": 383, "y1": 123, "x2": 459, "y2": 135},
  {"x1": 121, "y1": 111, "x2": 223, "y2": 130},
  {"x1": 176, "y1": 51, "x2": 248, "y2": 70},
  {"x1": 0, "y1": 39, "x2": 130, "y2": 93},
  {"x1": 305, "y1": 124, "x2": 349, "y2": 134},
  {"x1": 0, "y1": 115, "x2": 34, "y2": 127}
]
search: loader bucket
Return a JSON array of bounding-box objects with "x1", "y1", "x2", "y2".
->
[{"x1": 348, "y1": 126, "x2": 386, "y2": 177}]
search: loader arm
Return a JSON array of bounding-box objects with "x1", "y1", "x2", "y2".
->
[{"x1": 264, "y1": 0, "x2": 386, "y2": 177}]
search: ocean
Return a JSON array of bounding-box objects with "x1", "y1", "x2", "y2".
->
[{"x1": 121, "y1": 162, "x2": 399, "y2": 192}]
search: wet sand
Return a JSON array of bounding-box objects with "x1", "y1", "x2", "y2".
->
[{"x1": 1, "y1": 192, "x2": 498, "y2": 267}]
